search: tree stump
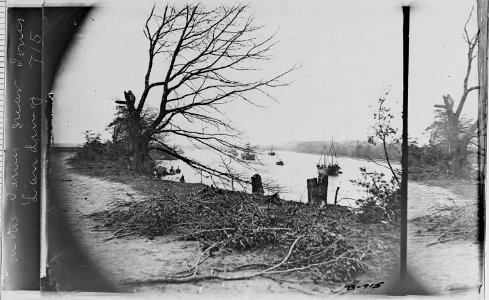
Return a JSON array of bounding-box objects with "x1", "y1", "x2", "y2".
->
[
  {"x1": 307, "y1": 177, "x2": 328, "y2": 206},
  {"x1": 316, "y1": 175, "x2": 328, "y2": 205},
  {"x1": 307, "y1": 178, "x2": 318, "y2": 204},
  {"x1": 251, "y1": 174, "x2": 264, "y2": 195}
]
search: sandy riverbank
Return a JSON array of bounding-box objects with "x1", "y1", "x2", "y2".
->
[
  {"x1": 47, "y1": 151, "x2": 482, "y2": 297},
  {"x1": 48, "y1": 152, "x2": 303, "y2": 295},
  {"x1": 407, "y1": 180, "x2": 481, "y2": 297},
  {"x1": 46, "y1": 152, "x2": 400, "y2": 296}
]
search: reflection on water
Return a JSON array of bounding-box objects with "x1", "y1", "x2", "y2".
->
[{"x1": 157, "y1": 149, "x2": 399, "y2": 207}]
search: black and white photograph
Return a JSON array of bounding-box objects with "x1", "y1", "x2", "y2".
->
[
  {"x1": 46, "y1": 0, "x2": 403, "y2": 295},
  {"x1": 0, "y1": 0, "x2": 487, "y2": 299},
  {"x1": 407, "y1": 1, "x2": 484, "y2": 296}
]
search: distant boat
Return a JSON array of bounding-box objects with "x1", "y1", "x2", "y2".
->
[
  {"x1": 326, "y1": 164, "x2": 340, "y2": 176},
  {"x1": 268, "y1": 146, "x2": 276, "y2": 156},
  {"x1": 169, "y1": 166, "x2": 180, "y2": 175},
  {"x1": 154, "y1": 165, "x2": 181, "y2": 177},
  {"x1": 276, "y1": 159, "x2": 284, "y2": 166},
  {"x1": 317, "y1": 139, "x2": 341, "y2": 176}
]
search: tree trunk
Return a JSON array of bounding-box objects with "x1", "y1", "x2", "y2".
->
[
  {"x1": 443, "y1": 113, "x2": 474, "y2": 174},
  {"x1": 129, "y1": 134, "x2": 151, "y2": 172},
  {"x1": 445, "y1": 116, "x2": 459, "y2": 157},
  {"x1": 453, "y1": 139, "x2": 469, "y2": 169},
  {"x1": 121, "y1": 94, "x2": 153, "y2": 172}
]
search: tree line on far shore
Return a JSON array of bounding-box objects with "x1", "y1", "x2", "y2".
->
[{"x1": 276, "y1": 140, "x2": 401, "y2": 162}]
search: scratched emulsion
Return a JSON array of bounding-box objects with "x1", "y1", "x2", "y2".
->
[{"x1": 2, "y1": 8, "x2": 42, "y2": 290}]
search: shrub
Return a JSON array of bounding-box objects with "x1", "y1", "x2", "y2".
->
[
  {"x1": 351, "y1": 167, "x2": 401, "y2": 225},
  {"x1": 74, "y1": 130, "x2": 106, "y2": 161}
]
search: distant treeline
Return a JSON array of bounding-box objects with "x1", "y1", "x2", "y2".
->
[{"x1": 273, "y1": 140, "x2": 401, "y2": 162}]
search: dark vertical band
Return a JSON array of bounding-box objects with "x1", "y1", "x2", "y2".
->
[
  {"x1": 477, "y1": 0, "x2": 488, "y2": 277},
  {"x1": 401, "y1": 5, "x2": 410, "y2": 285},
  {"x1": 41, "y1": 7, "x2": 117, "y2": 292},
  {"x1": 2, "y1": 7, "x2": 42, "y2": 290}
]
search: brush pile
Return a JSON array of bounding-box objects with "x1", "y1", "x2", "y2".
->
[
  {"x1": 411, "y1": 202, "x2": 477, "y2": 244},
  {"x1": 91, "y1": 186, "x2": 386, "y2": 283}
]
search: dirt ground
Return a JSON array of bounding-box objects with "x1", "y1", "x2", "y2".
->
[
  {"x1": 407, "y1": 181, "x2": 482, "y2": 297},
  {"x1": 50, "y1": 152, "x2": 483, "y2": 298},
  {"x1": 49, "y1": 153, "x2": 350, "y2": 296}
]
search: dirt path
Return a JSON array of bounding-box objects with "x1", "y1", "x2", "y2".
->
[
  {"x1": 407, "y1": 182, "x2": 481, "y2": 296},
  {"x1": 49, "y1": 153, "x2": 335, "y2": 296}
]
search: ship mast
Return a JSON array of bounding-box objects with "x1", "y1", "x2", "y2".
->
[
  {"x1": 318, "y1": 144, "x2": 326, "y2": 166},
  {"x1": 328, "y1": 137, "x2": 337, "y2": 166}
]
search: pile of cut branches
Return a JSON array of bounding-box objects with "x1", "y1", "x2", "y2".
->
[
  {"x1": 91, "y1": 186, "x2": 388, "y2": 284},
  {"x1": 411, "y1": 202, "x2": 477, "y2": 245}
]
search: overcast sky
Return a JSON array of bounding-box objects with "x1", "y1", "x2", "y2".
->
[{"x1": 51, "y1": 0, "x2": 479, "y2": 146}]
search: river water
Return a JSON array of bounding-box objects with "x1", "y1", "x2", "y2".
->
[{"x1": 157, "y1": 149, "x2": 399, "y2": 207}]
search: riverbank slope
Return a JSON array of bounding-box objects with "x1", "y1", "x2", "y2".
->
[
  {"x1": 48, "y1": 152, "x2": 399, "y2": 295},
  {"x1": 407, "y1": 179, "x2": 481, "y2": 296}
]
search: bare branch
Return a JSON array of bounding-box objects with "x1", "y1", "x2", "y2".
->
[
  {"x1": 455, "y1": 7, "x2": 480, "y2": 119},
  {"x1": 117, "y1": 3, "x2": 297, "y2": 181}
]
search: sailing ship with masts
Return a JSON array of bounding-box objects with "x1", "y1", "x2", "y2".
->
[
  {"x1": 268, "y1": 146, "x2": 276, "y2": 156},
  {"x1": 317, "y1": 139, "x2": 341, "y2": 176}
]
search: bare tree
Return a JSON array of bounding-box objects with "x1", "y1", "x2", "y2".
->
[
  {"x1": 117, "y1": 4, "x2": 295, "y2": 182},
  {"x1": 434, "y1": 8, "x2": 480, "y2": 171},
  {"x1": 368, "y1": 95, "x2": 401, "y2": 185}
]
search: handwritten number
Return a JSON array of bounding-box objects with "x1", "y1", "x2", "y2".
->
[
  {"x1": 345, "y1": 282, "x2": 384, "y2": 291},
  {"x1": 29, "y1": 54, "x2": 42, "y2": 67},
  {"x1": 29, "y1": 31, "x2": 41, "y2": 44},
  {"x1": 30, "y1": 46, "x2": 41, "y2": 53}
]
